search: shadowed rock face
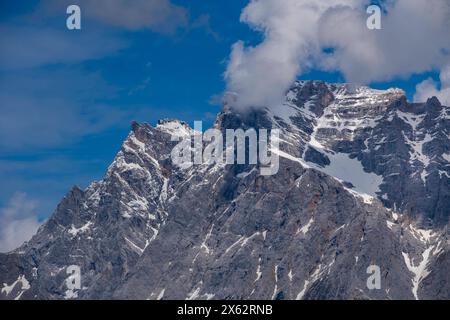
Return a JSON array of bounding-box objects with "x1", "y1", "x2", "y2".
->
[{"x1": 1, "y1": 81, "x2": 448, "y2": 300}]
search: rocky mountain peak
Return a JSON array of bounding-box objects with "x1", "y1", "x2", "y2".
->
[{"x1": 0, "y1": 80, "x2": 448, "y2": 300}]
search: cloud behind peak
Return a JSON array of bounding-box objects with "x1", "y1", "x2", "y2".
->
[{"x1": 225, "y1": 0, "x2": 450, "y2": 110}]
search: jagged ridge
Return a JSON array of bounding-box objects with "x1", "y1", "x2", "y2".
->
[{"x1": 1, "y1": 81, "x2": 449, "y2": 300}]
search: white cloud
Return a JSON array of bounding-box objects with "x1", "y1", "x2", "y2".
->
[
  {"x1": 414, "y1": 65, "x2": 450, "y2": 105},
  {"x1": 319, "y1": 0, "x2": 450, "y2": 83},
  {"x1": 225, "y1": 0, "x2": 362, "y2": 110},
  {"x1": 225, "y1": 0, "x2": 450, "y2": 110},
  {"x1": 0, "y1": 193, "x2": 41, "y2": 253}
]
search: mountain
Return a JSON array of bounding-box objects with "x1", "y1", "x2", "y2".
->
[{"x1": 1, "y1": 80, "x2": 448, "y2": 300}]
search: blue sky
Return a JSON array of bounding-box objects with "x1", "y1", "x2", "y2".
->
[{"x1": 0, "y1": 0, "x2": 449, "y2": 251}]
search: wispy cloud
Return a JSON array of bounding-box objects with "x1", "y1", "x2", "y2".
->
[
  {"x1": 0, "y1": 192, "x2": 41, "y2": 253},
  {"x1": 0, "y1": 0, "x2": 198, "y2": 72},
  {"x1": 0, "y1": 25, "x2": 127, "y2": 71},
  {"x1": 0, "y1": 67, "x2": 129, "y2": 150},
  {"x1": 128, "y1": 76, "x2": 151, "y2": 95},
  {"x1": 37, "y1": 0, "x2": 189, "y2": 34},
  {"x1": 190, "y1": 14, "x2": 221, "y2": 42}
]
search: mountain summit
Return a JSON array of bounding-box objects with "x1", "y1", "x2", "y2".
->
[{"x1": 1, "y1": 80, "x2": 448, "y2": 300}]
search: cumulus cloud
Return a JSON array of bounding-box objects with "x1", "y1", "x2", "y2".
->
[
  {"x1": 0, "y1": 193, "x2": 41, "y2": 253},
  {"x1": 414, "y1": 65, "x2": 450, "y2": 105},
  {"x1": 319, "y1": 0, "x2": 450, "y2": 83},
  {"x1": 225, "y1": 0, "x2": 450, "y2": 110},
  {"x1": 225, "y1": 0, "x2": 361, "y2": 110}
]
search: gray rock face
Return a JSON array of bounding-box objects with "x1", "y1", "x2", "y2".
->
[
  {"x1": 282, "y1": 81, "x2": 450, "y2": 227},
  {"x1": 1, "y1": 81, "x2": 448, "y2": 300}
]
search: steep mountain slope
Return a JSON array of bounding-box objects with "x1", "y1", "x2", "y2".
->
[
  {"x1": 1, "y1": 81, "x2": 448, "y2": 300},
  {"x1": 0, "y1": 120, "x2": 192, "y2": 299}
]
